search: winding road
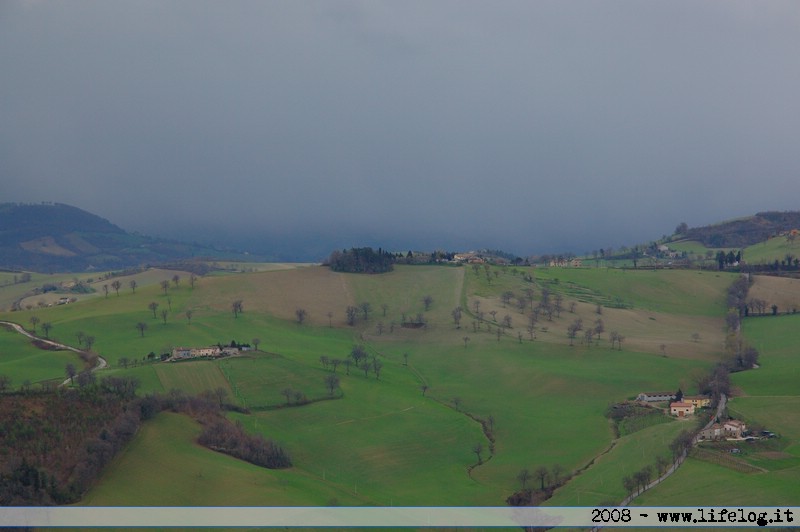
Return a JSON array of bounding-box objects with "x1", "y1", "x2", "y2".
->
[
  {"x1": 0, "y1": 320, "x2": 108, "y2": 383},
  {"x1": 620, "y1": 393, "x2": 728, "y2": 506}
]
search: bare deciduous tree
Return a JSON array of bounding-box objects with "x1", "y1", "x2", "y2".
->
[
  {"x1": 65, "y1": 363, "x2": 76, "y2": 384},
  {"x1": 359, "y1": 302, "x2": 371, "y2": 321},
  {"x1": 473, "y1": 442, "x2": 484, "y2": 464},
  {"x1": 129, "y1": 279, "x2": 137, "y2": 293},
  {"x1": 350, "y1": 345, "x2": 367, "y2": 368},
  {"x1": 324, "y1": 374, "x2": 340, "y2": 396},
  {"x1": 136, "y1": 322, "x2": 147, "y2": 337},
  {"x1": 281, "y1": 387, "x2": 293, "y2": 405},
  {"x1": 453, "y1": 397, "x2": 462, "y2": 411},
  {"x1": 535, "y1": 466, "x2": 549, "y2": 490},
  {"x1": 41, "y1": 322, "x2": 52, "y2": 338},
  {"x1": 111, "y1": 280, "x2": 122, "y2": 296},
  {"x1": 296, "y1": 308, "x2": 307, "y2": 325},
  {"x1": 346, "y1": 306, "x2": 358, "y2": 326},
  {"x1": 567, "y1": 323, "x2": 579, "y2": 346},
  {"x1": 501, "y1": 291, "x2": 514, "y2": 307},
  {"x1": 232, "y1": 300, "x2": 243, "y2": 318},
  {"x1": 148, "y1": 301, "x2": 159, "y2": 318},
  {"x1": 594, "y1": 318, "x2": 605, "y2": 340},
  {"x1": 452, "y1": 306, "x2": 462, "y2": 328},
  {"x1": 554, "y1": 293, "x2": 563, "y2": 317},
  {"x1": 517, "y1": 468, "x2": 531, "y2": 490}
]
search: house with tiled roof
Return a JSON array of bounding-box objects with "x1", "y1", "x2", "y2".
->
[
  {"x1": 699, "y1": 423, "x2": 724, "y2": 441},
  {"x1": 670, "y1": 401, "x2": 695, "y2": 417},
  {"x1": 723, "y1": 419, "x2": 747, "y2": 438},
  {"x1": 682, "y1": 395, "x2": 711, "y2": 409}
]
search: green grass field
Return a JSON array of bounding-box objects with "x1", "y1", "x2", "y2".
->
[
  {"x1": 545, "y1": 420, "x2": 686, "y2": 506},
  {"x1": 743, "y1": 236, "x2": 800, "y2": 265},
  {"x1": 0, "y1": 263, "x2": 772, "y2": 509},
  {"x1": 80, "y1": 412, "x2": 364, "y2": 507},
  {"x1": 668, "y1": 239, "x2": 713, "y2": 256},
  {"x1": 0, "y1": 324, "x2": 85, "y2": 386},
  {"x1": 638, "y1": 312, "x2": 800, "y2": 505},
  {"x1": 220, "y1": 353, "x2": 333, "y2": 409},
  {"x1": 531, "y1": 267, "x2": 733, "y2": 316}
]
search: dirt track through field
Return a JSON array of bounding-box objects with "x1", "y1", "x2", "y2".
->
[{"x1": 0, "y1": 320, "x2": 107, "y2": 382}]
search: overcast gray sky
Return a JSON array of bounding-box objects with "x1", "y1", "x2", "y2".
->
[{"x1": 2, "y1": 1, "x2": 800, "y2": 259}]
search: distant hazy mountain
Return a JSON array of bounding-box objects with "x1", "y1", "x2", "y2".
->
[
  {"x1": 681, "y1": 211, "x2": 800, "y2": 248},
  {"x1": 0, "y1": 203, "x2": 248, "y2": 272}
]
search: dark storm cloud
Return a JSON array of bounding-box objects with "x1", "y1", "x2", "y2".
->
[{"x1": 2, "y1": 1, "x2": 800, "y2": 258}]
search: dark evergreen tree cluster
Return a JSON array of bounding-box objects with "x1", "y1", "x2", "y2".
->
[
  {"x1": 326, "y1": 247, "x2": 395, "y2": 273},
  {"x1": 715, "y1": 250, "x2": 742, "y2": 270}
]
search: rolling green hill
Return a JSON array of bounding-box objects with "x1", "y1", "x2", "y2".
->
[
  {"x1": 0, "y1": 262, "x2": 745, "y2": 509},
  {"x1": 681, "y1": 211, "x2": 800, "y2": 248},
  {"x1": 3, "y1": 203, "x2": 799, "y2": 511}
]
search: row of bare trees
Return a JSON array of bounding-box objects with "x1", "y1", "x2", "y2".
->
[
  {"x1": 623, "y1": 429, "x2": 693, "y2": 499},
  {"x1": 100, "y1": 273, "x2": 198, "y2": 300},
  {"x1": 318, "y1": 346, "x2": 385, "y2": 380},
  {"x1": 507, "y1": 464, "x2": 569, "y2": 506}
]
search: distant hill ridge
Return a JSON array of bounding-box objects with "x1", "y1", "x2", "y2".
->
[
  {"x1": 683, "y1": 211, "x2": 800, "y2": 248},
  {"x1": 0, "y1": 202, "x2": 244, "y2": 272}
]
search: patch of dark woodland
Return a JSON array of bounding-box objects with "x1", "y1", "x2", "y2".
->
[
  {"x1": 163, "y1": 389, "x2": 291, "y2": 470},
  {"x1": 198, "y1": 420, "x2": 291, "y2": 469},
  {"x1": 0, "y1": 377, "x2": 146, "y2": 505}
]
